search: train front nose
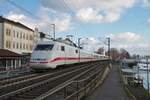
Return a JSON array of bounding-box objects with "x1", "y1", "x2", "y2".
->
[
  {"x1": 30, "y1": 61, "x2": 50, "y2": 69},
  {"x1": 30, "y1": 51, "x2": 50, "y2": 69},
  {"x1": 30, "y1": 44, "x2": 55, "y2": 69}
]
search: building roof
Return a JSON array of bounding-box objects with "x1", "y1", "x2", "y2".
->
[
  {"x1": 0, "y1": 49, "x2": 22, "y2": 57},
  {"x1": 0, "y1": 16, "x2": 34, "y2": 32}
]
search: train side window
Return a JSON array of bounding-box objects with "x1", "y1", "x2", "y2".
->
[
  {"x1": 75, "y1": 50, "x2": 78, "y2": 53},
  {"x1": 61, "y1": 46, "x2": 65, "y2": 51}
]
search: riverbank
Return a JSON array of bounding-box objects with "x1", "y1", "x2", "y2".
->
[
  {"x1": 120, "y1": 66, "x2": 150, "y2": 100},
  {"x1": 126, "y1": 85, "x2": 150, "y2": 100}
]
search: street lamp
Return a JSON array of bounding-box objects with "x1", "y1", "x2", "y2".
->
[
  {"x1": 78, "y1": 38, "x2": 82, "y2": 62},
  {"x1": 51, "y1": 24, "x2": 55, "y2": 39},
  {"x1": 106, "y1": 37, "x2": 110, "y2": 60},
  {"x1": 99, "y1": 37, "x2": 111, "y2": 59}
]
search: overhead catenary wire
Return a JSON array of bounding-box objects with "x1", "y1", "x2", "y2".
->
[
  {"x1": 60, "y1": 0, "x2": 90, "y2": 40},
  {"x1": 6, "y1": 0, "x2": 40, "y2": 20},
  {"x1": 6, "y1": 0, "x2": 55, "y2": 37},
  {"x1": 6, "y1": 0, "x2": 91, "y2": 42}
]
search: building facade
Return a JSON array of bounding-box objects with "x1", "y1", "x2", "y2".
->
[
  {"x1": 0, "y1": 49, "x2": 23, "y2": 71},
  {"x1": 0, "y1": 16, "x2": 39, "y2": 54}
]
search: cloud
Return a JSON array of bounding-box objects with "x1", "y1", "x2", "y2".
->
[
  {"x1": 106, "y1": 32, "x2": 150, "y2": 55},
  {"x1": 76, "y1": 8, "x2": 120, "y2": 23},
  {"x1": 142, "y1": 0, "x2": 150, "y2": 7},
  {"x1": 81, "y1": 37, "x2": 99, "y2": 45},
  {"x1": 110, "y1": 32, "x2": 142, "y2": 43},
  {"x1": 148, "y1": 18, "x2": 150, "y2": 24},
  {"x1": 40, "y1": 0, "x2": 137, "y2": 23},
  {"x1": 80, "y1": 37, "x2": 103, "y2": 52},
  {"x1": 40, "y1": 0, "x2": 136, "y2": 11},
  {"x1": 5, "y1": 8, "x2": 72, "y2": 33},
  {"x1": 123, "y1": 43, "x2": 150, "y2": 55},
  {"x1": 79, "y1": 32, "x2": 146, "y2": 54},
  {"x1": 6, "y1": 12, "x2": 37, "y2": 29}
]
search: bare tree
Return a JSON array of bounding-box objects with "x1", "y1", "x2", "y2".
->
[
  {"x1": 96, "y1": 47, "x2": 104, "y2": 54},
  {"x1": 120, "y1": 48, "x2": 130, "y2": 59}
]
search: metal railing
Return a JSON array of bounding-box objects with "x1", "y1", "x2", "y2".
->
[{"x1": 35, "y1": 65, "x2": 106, "y2": 100}]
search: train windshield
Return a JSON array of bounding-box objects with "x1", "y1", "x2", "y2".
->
[{"x1": 35, "y1": 44, "x2": 54, "y2": 51}]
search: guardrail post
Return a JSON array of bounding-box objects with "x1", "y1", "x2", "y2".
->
[
  {"x1": 64, "y1": 87, "x2": 67, "y2": 99},
  {"x1": 76, "y1": 81, "x2": 79, "y2": 100},
  {"x1": 84, "y1": 80, "x2": 86, "y2": 97}
]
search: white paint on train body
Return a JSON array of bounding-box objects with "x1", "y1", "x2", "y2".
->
[{"x1": 30, "y1": 39, "x2": 107, "y2": 70}]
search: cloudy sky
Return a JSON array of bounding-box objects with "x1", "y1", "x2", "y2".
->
[{"x1": 0, "y1": 0, "x2": 150, "y2": 55}]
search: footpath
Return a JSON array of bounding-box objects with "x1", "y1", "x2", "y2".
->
[{"x1": 87, "y1": 64, "x2": 129, "y2": 100}]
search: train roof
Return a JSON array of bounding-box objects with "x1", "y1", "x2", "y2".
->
[
  {"x1": 55, "y1": 38, "x2": 78, "y2": 47},
  {"x1": 38, "y1": 38, "x2": 78, "y2": 48}
]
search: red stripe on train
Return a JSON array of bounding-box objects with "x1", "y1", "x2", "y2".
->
[{"x1": 30, "y1": 57, "x2": 96, "y2": 64}]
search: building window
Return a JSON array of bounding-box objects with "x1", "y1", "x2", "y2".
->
[
  {"x1": 9, "y1": 41, "x2": 11, "y2": 48},
  {"x1": 17, "y1": 32, "x2": 19, "y2": 38},
  {"x1": 61, "y1": 46, "x2": 65, "y2": 51},
  {"x1": 13, "y1": 30, "x2": 15, "y2": 37},
  {"x1": 20, "y1": 43, "x2": 22, "y2": 50},
  {"x1": 7, "y1": 60, "x2": 11, "y2": 67},
  {"x1": 20, "y1": 32, "x2": 22, "y2": 39},
  {"x1": 17, "y1": 43, "x2": 19, "y2": 49},
  {"x1": 23, "y1": 44, "x2": 25, "y2": 50},
  {"x1": 6, "y1": 41, "x2": 9, "y2": 48},
  {"x1": 26, "y1": 44, "x2": 28, "y2": 50},
  {"x1": 0, "y1": 60, "x2": 6, "y2": 68},
  {"x1": 23, "y1": 33, "x2": 25, "y2": 39},
  {"x1": 30, "y1": 45, "x2": 33, "y2": 50},
  {"x1": 6, "y1": 40, "x2": 11, "y2": 48},
  {"x1": 13, "y1": 42, "x2": 15, "y2": 49},
  {"x1": 26, "y1": 35, "x2": 28, "y2": 40},
  {"x1": 6, "y1": 28, "x2": 11, "y2": 36},
  {"x1": 30, "y1": 35, "x2": 33, "y2": 41}
]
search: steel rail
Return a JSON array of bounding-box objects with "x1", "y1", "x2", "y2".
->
[
  {"x1": 0, "y1": 63, "x2": 96, "y2": 99},
  {"x1": 0, "y1": 63, "x2": 90, "y2": 96},
  {"x1": 34, "y1": 63, "x2": 101, "y2": 100},
  {"x1": 0, "y1": 63, "x2": 89, "y2": 87},
  {"x1": 65, "y1": 66, "x2": 105, "y2": 100},
  {"x1": 0, "y1": 73, "x2": 38, "y2": 86},
  {"x1": 0, "y1": 71, "x2": 32, "y2": 81}
]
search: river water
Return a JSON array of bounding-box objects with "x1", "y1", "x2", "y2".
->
[{"x1": 139, "y1": 70, "x2": 150, "y2": 93}]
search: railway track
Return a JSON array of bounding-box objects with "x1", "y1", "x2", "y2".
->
[
  {"x1": 0, "y1": 71, "x2": 32, "y2": 82},
  {"x1": 0, "y1": 63, "x2": 90, "y2": 87},
  {"x1": 12, "y1": 63, "x2": 99, "y2": 100},
  {"x1": 0, "y1": 73, "x2": 37, "y2": 86},
  {"x1": 0, "y1": 62, "x2": 97, "y2": 99},
  {"x1": 0, "y1": 61, "x2": 107, "y2": 100},
  {"x1": 37, "y1": 63, "x2": 106, "y2": 100}
]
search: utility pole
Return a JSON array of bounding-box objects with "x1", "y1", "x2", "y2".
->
[
  {"x1": 78, "y1": 38, "x2": 81, "y2": 62},
  {"x1": 51, "y1": 24, "x2": 55, "y2": 39},
  {"x1": 146, "y1": 56, "x2": 149, "y2": 94},
  {"x1": 137, "y1": 56, "x2": 140, "y2": 84},
  {"x1": 106, "y1": 37, "x2": 111, "y2": 60}
]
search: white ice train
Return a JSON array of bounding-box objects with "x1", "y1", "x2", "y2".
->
[{"x1": 30, "y1": 38, "x2": 107, "y2": 70}]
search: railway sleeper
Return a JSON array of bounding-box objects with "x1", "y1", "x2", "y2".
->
[
  {"x1": 15, "y1": 94, "x2": 37, "y2": 99},
  {"x1": 1, "y1": 63, "x2": 99, "y2": 100},
  {"x1": 9, "y1": 97, "x2": 33, "y2": 100}
]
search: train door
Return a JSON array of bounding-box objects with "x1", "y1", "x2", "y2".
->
[
  {"x1": 65, "y1": 45, "x2": 70, "y2": 64},
  {"x1": 60, "y1": 45, "x2": 66, "y2": 65}
]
